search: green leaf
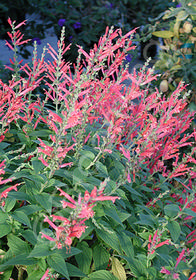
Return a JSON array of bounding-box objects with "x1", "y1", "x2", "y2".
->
[
  {"x1": 152, "y1": 31, "x2": 174, "y2": 38},
  {"x1": 15, "y1": 204, "x2": 42, "y2": 216},
  {"x1": 31, "y1": 158, "x2": 44, "y2": 174},
  {"x1": 8, "y1": 191, "x2": 31, "y2": 202},
  {"x1": 117, "y1": 230, "x2": 134, "y2": 258},
  {"x1": 92, "y1": 245, "x2": 110, "y2": 270},
  {"x1": 0, "y1": 253, "x2": 37, "y2": 268},
  {"x1": 73, "y1": 167, "x2": 88, "y2": 185},
  {"x1": 56, "y1": 246, "x2": 82, "y2": 259},
  {"x1": 96, "y1": 228, "x2": 122, "y2": 254},
  {"x1": 7, "y1": 234, "x2": 31, "y2": 256},
  {"x1": 167, "y1": 220, "x2": 181, "y2": 242},
  {"x1": 11, "y1": 211, "x2": 32, "y2": 228},
  {"x1": 95, "y1": 161, "x2": 108, "y2": 176},
  {"x1": 66, "y1": 262, "x2": 87, "y2": 278},
  {"x1": 164, "y1": 204, "x2": 179, "y2": 218},
  {"x1": 0, "y1": 223, "x2": 12, "y2": 238},
  {"x1": 4, "y1": 197, "x2": 16, "y2": 212},
  {"x1": 34, "y1": 193, "x2": 52, "y2": 214},
  {"x1": 79, "y1": 150, "x2": 95, "y2": 169},
  {"x1": 28, "y1": 243, "x2": 53, "y2": 258},
  {"x1": 111, "y1": 256, "x2": 126, "y2": 280},
  {"x1": 75, "y1": 242, "x2": 92, "y2": 274},
  {"x1": 21, "y1": 230, "x2": 37, "y2": 245},
  {"x1": 122, "y1": 256, "x2": 144, "y2": 278},
  {"x1": 103, "y1": 205, "x2": 123, "y2": 226},
  {"x1": 47, "y1": 253, "x2": 70, "y2": 279},
  {"x1": 84, "y1": 270, "x2": 118, "y2": 280},
  {"x1": 0, "y1": 211, "x2": 9, "y2": 223}
]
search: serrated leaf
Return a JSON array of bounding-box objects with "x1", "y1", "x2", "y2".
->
[
  {"x1": 95, "y1": 161, "x2": 108, "y2": 176},
  {"x1": 164, "y1": 204, "x2": 179, "y2": 218},
  {"x1": 28, "y1": 243, "x2": 53, "y2": 258},
  {"x1": 66, "y1": 262, "x2": 87, "y2": 278},
  {"x1": 15, "y1": 204, "x2": 42, "y2": 216},
  {"x1": 0, "y1": 253, "x2": 37, "y2": 268},
  {"x1": 21, "y1": 230, "x2": 37, "y2": 245},
  {"x1": 7, "y1": 234, "x2": 31, "y2": 256},
  {"x1": 4, "y1": 197, "x2": 16, "y2": 212},
  {"x1": 84, "y1": 270, "x2": 118, "y2": 280},
  {"x1": 117, "y1": 231, "x2": 134, "y2": 258},
  {"x1": 8, "y1": 191, "x2": 31, "y2": 202},
  {"x1": 75, "y1": 242, "x2": 92, "y2": 274},
  {"x1": 167, "y1": 220, "x2": 181, "y2": 242},
  {"x1": 31, "y1": 158, "x2": 44, "y2": 174},
  {"x1": 0, "y1": 223, "x2": 12, "y2": 238},
  {"x1": 92, "y1": 245, "x2": 110, "y2": 270},
  {"x1": 104, "y1": 205, "x2": 123, "y2": 226},
  {"x1": 152, "y1": 31, "x2": 174, "y2": 38},
  {"x1": 96, "y1": 228, "x2": 122, "y2": 254},
  {"x1": 111, "y1": 257, "x2": 126, "y2": 280},
  {"x1": 34, "y1": 193, "x2": 52, "y2": 214},
  {"x1": 12, "y1": 211, "x2": 32, "y2": 228},
  {"x1": 47, "y1": 253, "x2": 70, "y2": 279}
]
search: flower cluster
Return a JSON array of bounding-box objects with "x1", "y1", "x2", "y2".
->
[
  {"x1": 41, "y1": 186, "x2": 119, "y2": 249},
  {"x1": 148, "y1": 230, "x2": 170, "y2": 255}
]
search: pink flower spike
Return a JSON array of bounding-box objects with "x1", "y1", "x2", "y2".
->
[
  {"x1": 127, "y1": 171, "x2": 131, "y2": 183},
  {"x1": 92, "y1": 195, "x2": 120, "y2": 203},
  {"x1": 61, "y1": 201, "x2": 76, "y2": 209},
  {"x1": 51, "y1": 215, "x2": 70, "y2": 224},
  {"x1": 59, "y1": 162, "x2": 73, "y2": 168},
  {"x1": 175, "y1": 249, "x2": 185, "y2": 268},
  {"x1": 40, "y1": 268, "x2": 50, "y2": 280},
  {"x1": 57, "y1": 188, "x2": 76, "y2": 204},
  {"x1": 7, "y1": 18, "x2": 12, "y2": 27},
  {"x1": 15, "y1": 20, "x2": 27, "y2": 29},
  {"x1": 160, "y1": 267, "x2": 171, "y2": 275},
  {"x1": 173, "y1": 273, "x2": 180, "y2": 279},
  {"x1": 188, "y1": 272, "x2": 196, "y2": 280},
  {"x1": 41, "y1": 232, "x2": 55, "y2": 242},
  {"x1": 0, "y1": 184, "x2": 19, "y2": 199},
  {"x1": 44, "y1": 216, "x2": 57, "y2": 230},
  {"x1": 155, "y1": 240, "x2": 170, "y2": 249}
]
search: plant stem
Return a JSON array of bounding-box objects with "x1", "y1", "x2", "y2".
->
[{"x1": 18, "y1": 267, "x2": 24, "y2": 280}]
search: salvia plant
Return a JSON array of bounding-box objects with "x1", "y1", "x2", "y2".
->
[{"x1": 0, "y1": 18, "x2": 195, "y2": 280}]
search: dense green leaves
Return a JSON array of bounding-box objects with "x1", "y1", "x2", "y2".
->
[{"x1": 47, "y1": 253, "x2": 70, "y2": 279}]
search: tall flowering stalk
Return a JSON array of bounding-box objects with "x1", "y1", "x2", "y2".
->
[{"x1": 41, "y1": 186, "x2": 119, "y2": 249}]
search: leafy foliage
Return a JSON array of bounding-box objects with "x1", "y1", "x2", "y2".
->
[{"x1": 0, "y1": 18, "x2": 195, "y2": 280}]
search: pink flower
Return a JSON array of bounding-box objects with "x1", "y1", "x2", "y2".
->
[
  {"x1": 160, "y1": 267, "x2": 171, "y2": 275},
  {"x1": 0, "y1": 184, "x2": 19, "y2": 199},
  {"x1": 40, "y1": 268, "x2": 50, "y2": 280},
  {"x1": 175, "y1": 249, "x2": 185, "y2": 268}
]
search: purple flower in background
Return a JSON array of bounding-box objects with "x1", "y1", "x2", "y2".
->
[
  {"x1": 32, "y1": 37, "x2": 41, "y2": 45},
  {"x1": 125, "y1": 54, "x2": 132, "y2": 62},
  {"x1": 58, "y1": 19, "x2": 66, "y2": 27},
  {"x1": 176, "y1": 3, "x2": 182, "y2": 8},
  {"x1": 105, "y1": 3, "x2": 114, "y2": 9},
  {"x1": 73, "y1": 21, "x2": 81, "y2": 29}
]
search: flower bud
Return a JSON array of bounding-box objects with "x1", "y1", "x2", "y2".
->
[
  {"x1": 160, "y1": 80, "x2": 169, "y2": 92},
  {"x1": 183, "y1": 21, "x2": 193, "y2": 33}
]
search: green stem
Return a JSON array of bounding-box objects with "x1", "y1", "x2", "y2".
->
[{"x1": 18, "y1": 267, "x2": 24, "y2": 280}]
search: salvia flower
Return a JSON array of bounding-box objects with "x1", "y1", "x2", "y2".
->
[{"x1": 41, "y1": 186, "x2": 119, "y2": 248}]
